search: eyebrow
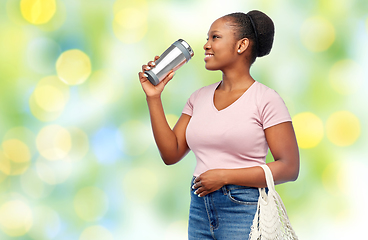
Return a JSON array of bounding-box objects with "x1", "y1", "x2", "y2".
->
[{"x1": 207, "y1": 30, "x2": 220, "y2": 35}]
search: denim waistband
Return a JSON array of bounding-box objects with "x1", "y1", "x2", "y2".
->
[
  {"x1": 221, "y1": 184, "x2": 257, "y2": 195},
  {"x1": 191, "y1": 176, "x2": 257, "y2": 195}
]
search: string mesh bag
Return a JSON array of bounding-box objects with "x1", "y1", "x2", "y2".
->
[{"x1": 249, "y1": 165, "x2": 298, "y2": 240}]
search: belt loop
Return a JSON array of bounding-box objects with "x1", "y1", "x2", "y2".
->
[{"x1": 222, "y1": 185, "x2": 227, "y2": 195}]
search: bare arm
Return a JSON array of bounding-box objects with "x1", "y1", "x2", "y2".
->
[
  {"x1": 147, "y1": 98, "x2": 191, "y2": 164},
  {"x1": 193, "y1": 121, "x2": 300, "y2": 196},
  {"x1": 139, "y1": 57, "x2": 191, "y2": 165}
]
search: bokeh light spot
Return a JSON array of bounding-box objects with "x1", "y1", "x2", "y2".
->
[
  {"x1": 326, "y1": 111, "x2": 360, "y2": 146},
  {"x1": 113, "y1": 0, "x2": 147, "y2": 15},
  {"x1": 300, "y1": 16, "x2": 335, "y2": 52},
  {"x1": 56, "y1": 49, "x2": 92, "y2": 85},
  {"x1": 28, "y1": 206, "x2": 60, "y2": 239},
  {"x1": 0, "y1": 170, "x2": 7, "y2": 183},
  {"x1": 113, "y1": 7, "x2": 148, "y2": 43},
  {"x1": 29, "y1": 76, "x2": 70, "y2": 122},
  {"x1": 36, "y1": 125, "x2": 71, "y2": 160},
  {"x1": 123, "y1": 168, "x2": 158, "y2": 204},
  {"x1": 67, "y1": 127, "x2": 89, "y2": 161},
  {"x1": 328, "y1": 59, "x2": 363, "y2": 95},
  {"x1": 2, "y1": 139, "x2": 31, "y2": 163},
  {"x1": 0, "y1": 152, "x2": 11, "y2": 176},
  {"x1": 322, "y1": 162, "x2": 348, "y2": 196},
  {"x1": 166, "y1": 114, "x2": 179, "y2": 129},
  {"x1": 0, "y1": 139, "x2": 31, "y2": 176},
  {"x1": 21, "y1": 168, "x2": 53, "y2": 199},
  {"x1": 0, "y1": 152, "x2": 10, "y2": 182},
  {"x1": 74, "y1": 187, "x2": 109, "y2": 221},
  {"x1": 0, "y1": 200, "x2": 33, "y2": 237},
  {"x1": 3, "y1": 127, "x2": 36, "y2": 155},
  {"x1": 79, "y1": 225, "x2": 114, "y2": 240},
  {"x1": 88, "y1": 70, "x2": 122, "y2": 105},
  {"x1": 292, "y1": 112, "x2": 324, "y2": 149},
  {"x1": 92, "y1": 127, "x2": 121, "y2": 164},
  {"x1": 20, "y1": 0, "x2": 56, "y2": 25},
  {"x1": 117, "y1": 121, "x2": 152, "y2": 156},
  {"x1": 29, "y1": 94, "x2": 62, "y2": 122},
  {"x1": 34, "y1": 85, "x2": 66, "y2": 112},
  {"x1": 115, "y1": 8, "x2": 146, "y2": 30},
  {"x1": 36, "y1": 156, "x2": 72, "y2": 185}
]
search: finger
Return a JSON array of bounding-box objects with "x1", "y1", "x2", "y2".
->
[
  {"x1": 148, "y1": 61, "x2": 156, "y2": 68},
  {"x1": 195, "y1": 189, "x2": 208, "y2": 197},
  {"x1": 192, "y1": 181, "x2": 202, "y2": 190},
  {"x1": 138, "y1": 72, "x2": 149, "y2": 83},
  {"x1": 141, "y1": 64, "x2": 152, "y2": 72},
  {"x1": 192, "y1": 177, "x2": 200, "y2": 189},
  {"x1": 194, "y1": 187, "x2": 202, "y2": 195},
  {"x1": 198, "y1": 192, "x2": 207, "y2": 197},
  {"x1": 154, "y1": 55, "x2": 160, "y2": 61},
  {"x1": 138, "y1": 71, "x2": 148, "y2": 78},
  {"x1": 194, "y1": 176, "x2": 201, "y2": 184}
]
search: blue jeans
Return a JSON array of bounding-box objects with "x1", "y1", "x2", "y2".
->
[{"x1": 188, "y1": 177, "x2": 259, "y2": 239}]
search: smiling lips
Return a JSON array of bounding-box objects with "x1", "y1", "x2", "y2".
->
[{"x1": 204, "y1": 53, "x2": 214, "y2": 61}]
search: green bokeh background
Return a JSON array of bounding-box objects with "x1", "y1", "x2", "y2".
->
[{"x1": 0, "y1": 0, "x2": 368, "y2": 239}]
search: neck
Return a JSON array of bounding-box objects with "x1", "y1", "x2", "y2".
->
[{"x1": 219, "y1": 67, "x2": 254, "y2": 92}]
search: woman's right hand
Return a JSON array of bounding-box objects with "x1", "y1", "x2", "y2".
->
[{"x1": 138, "y1": 56, "x2": 175, "y2": 98}]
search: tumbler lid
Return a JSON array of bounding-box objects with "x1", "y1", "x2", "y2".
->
[{"x1": 173, "y1": 39, "x2": 194, "y2": 62}]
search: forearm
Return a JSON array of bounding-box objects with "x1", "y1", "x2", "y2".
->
[
  {"x1": 222, "y1": 160, "x2": 299, "y2": 188},
  {"x1": 192, "y1": 159, "x2": 299, "y2": 197},
  {"x1": 146, "y1": 96, "x2": 182, "y2": 164}
]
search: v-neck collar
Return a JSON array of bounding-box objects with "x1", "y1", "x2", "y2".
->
[{"x1": 212, "y1": 81, "x2": 257, "y2": 112}]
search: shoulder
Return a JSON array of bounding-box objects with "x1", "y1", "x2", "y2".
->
[
  {"x1": 253, "y1": 81, "x2": 285, "y2": 104},
  {"x1": 253, "y1": 81, "x2": 276, "y2": 95},
  {"x1": 253, "y1": 81, "x2": 291, "y2": 128}
]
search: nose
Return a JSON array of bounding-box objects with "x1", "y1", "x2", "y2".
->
[{"x1": 203, "y1": 40, "x2": 210, "y2": 50}]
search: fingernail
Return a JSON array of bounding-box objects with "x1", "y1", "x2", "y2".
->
[
  {"x1": 143, "y1": 73, "x2": 148, "y2": 78},
  {"x1": 152, "y1": 62, "x2": 156, "y2": 66},
  {"x1": 194, "y1": 190, "x2": 198, "y2": 195},
  {"x1": 192, "y1": 185, "x2": 195, "y2": 190},
  {"x1": 146, "y1": 66, "x2": 151, "y2": 70},
  {"x1": 198, "y1": 194, "x2": 201, "y2": 197}
]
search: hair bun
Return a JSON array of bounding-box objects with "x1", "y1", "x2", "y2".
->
[{"x1": 247, "y1": 10, "x2": 275, "y2": 57}]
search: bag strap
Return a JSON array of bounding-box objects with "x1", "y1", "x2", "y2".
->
[{"x1": 259, "y1": 165, "x2": 276, "y2": 191}]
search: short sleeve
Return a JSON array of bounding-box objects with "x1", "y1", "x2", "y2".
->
[
  {"x1": 260, "y1": 89, "x2": 292, "y2": 129},
  {"x1": 182, "y1": 88, "x2": 201, "y2": 116}
]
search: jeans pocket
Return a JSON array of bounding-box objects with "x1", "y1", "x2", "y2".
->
[{"x1": 227, "y1": 187, "x2": 259, "y2": 205}]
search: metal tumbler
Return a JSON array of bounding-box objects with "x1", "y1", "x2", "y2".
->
[{"x1": 145, "y1": 39, "x2": 194, "y2": 85}]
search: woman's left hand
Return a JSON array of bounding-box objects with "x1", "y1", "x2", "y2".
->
[{"x1": 192, "y1": 169, "x2": 226, "y2": 197}]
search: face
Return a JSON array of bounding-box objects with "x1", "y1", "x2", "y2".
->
[{"x1": 203, "y1": 17, "x2": 239, "y2": 71}]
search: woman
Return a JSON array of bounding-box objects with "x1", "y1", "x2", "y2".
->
[{"x1": 138, "y1": 10, "x2": 299, "y2": 239}]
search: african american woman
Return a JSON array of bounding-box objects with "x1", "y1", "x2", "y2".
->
[{"x1": 138, "y1": 10, "x2": 299, "y2": 240}]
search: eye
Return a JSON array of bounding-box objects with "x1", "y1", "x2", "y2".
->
[{"x1": 206, "y1": 35, "x2": 220, "y2": 41}]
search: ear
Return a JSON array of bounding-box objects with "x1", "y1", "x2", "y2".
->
[{"x1": 237, "y1": 38, "x2": 250, "y2": 54}]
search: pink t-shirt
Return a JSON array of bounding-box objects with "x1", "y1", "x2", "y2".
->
[{"x1": 182, "y1": 81, "x2": 292, "y2": 176}]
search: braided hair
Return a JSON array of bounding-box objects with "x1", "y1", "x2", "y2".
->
[{"x1": 225, "y1": 10, "x2": 275, "y2": 64}]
